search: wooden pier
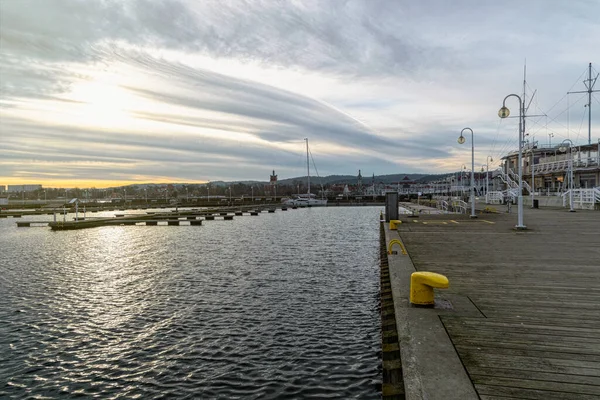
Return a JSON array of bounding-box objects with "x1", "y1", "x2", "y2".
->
[
  {"x1": 384, "y1": 206, "x2": 600, "y2": 399},
  {"x1": 13, "y1": 206, "x2": 289, "y2": 230}
]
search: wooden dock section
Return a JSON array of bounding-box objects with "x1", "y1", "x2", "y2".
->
[
  {"x1": 14, "y1": 206, "x2": 287, "y2": 230},
  {"x1": 389, "y1": 207, "x2": 600, "y2": 399}
]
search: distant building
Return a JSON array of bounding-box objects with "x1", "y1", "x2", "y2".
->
[
  {"x1": 0, "y1": 185, "x2": 6, "y2": 193},
  {"x1": 357, "y1": 170, "x2": 363, "y2": 193},
  {"x1": 8, "y1": 184, "x2": 42, "y2": 192},
  {"x1": 500, "y1": 141, "x2": 599, "y2": 193}
]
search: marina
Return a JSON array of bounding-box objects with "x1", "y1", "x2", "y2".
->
[{"x1": 2, "y1": 3, "x2": 599, "y2": 398}]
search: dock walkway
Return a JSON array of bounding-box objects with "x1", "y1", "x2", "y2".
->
[{"x1": 385, "y1": 206, "x2": 600, "y2": 399}]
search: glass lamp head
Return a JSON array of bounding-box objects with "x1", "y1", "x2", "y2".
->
[
  {"x1": 457, "y1": 135, "x2": 466, "y2": 144},
  {"x1": 498, "y1": 107, "x2": 510, "y2": 118}
]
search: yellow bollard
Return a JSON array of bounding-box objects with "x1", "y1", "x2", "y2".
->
[
  {"x1": 388, "y1": 239, "x2": 407, "y2": 255},
  {"x1": 389, "y1": 220, "x2": 402, "y2": 230},
  {"x1": 410, "y1": 272, "x2": 449, "y2": 306}
]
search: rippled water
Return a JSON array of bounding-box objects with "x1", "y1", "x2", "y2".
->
[{"x1": 0, "y1": 206, "x2": 381, "y2": 399}]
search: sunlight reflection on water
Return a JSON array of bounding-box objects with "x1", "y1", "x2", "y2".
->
[{"x1": 0, "y1": 206, "x2": 382, "y2": 399}]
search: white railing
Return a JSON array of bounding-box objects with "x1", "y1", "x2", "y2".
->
[
  {"x1": 451, "y1": 199, "x2": 468, "y2": 214},
  {"x1": 561, "y1": 188, "x2": 599, "y2": 210},
  {"x1": 436, "y1": 200, "x2": 449, "y2": 213},
  {"x1": 496, "y1": 168, "x2": 518, "y2": 190},
  {"x1": 507, "y1": 167, "x2": 532, "y2": 193},
  {"x1": 534, "y1": 156, "x2": 598, "y2": 174},
  {"x1": 486, "y1": 191, "x2": 504, "y2": 204}
]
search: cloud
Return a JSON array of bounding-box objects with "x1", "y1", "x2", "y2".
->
[{"x1": 1, "y1": 0, "x2": 599, "y2": 186}]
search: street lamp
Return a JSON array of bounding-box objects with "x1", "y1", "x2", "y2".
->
[
  {"x1": 559, "y1": 139, "x2": 575, "y2": 212},
  {"x1": 458, "y1": 127, "x2": 477, "y2": 218},
  {"x1": 251, "y1": 186, "x2": 254, "y2": 202},
  {"x1": 228, "y1": 186, "x2": 232, "y2": 205},
  {"x1": 499, "y1": 94, "x2": 526, "y2": 229}
]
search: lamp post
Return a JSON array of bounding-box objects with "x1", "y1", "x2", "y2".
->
[
  {"x1": 485, "y1": 156, "x2": 493, "y2": 200},
  {"x1": 229, "y1": 186, "x2": 232, "y2": 205},
  {"x1": 251, "y1": 186, "x2": 254, "y2": 202},
  {"x1": 559, "y1": 139, "x2": 575, "y2": 212},
  {"x1": 458, "y1": 127, "x2": 477, "y2": 218},
  {"x1": 44, "y1": 190, "x2": 47, "y2": 203},
  {"x1": 526, "y1": 148, "x2": 536, "y2": 208},
  {"x1": 499, "y1": 94, "x2": 526, "y2": 229},
  {"x1": 480, "y1": 165, "x2": 486, "y2": 197}
]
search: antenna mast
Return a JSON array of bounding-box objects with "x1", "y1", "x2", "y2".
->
[{"x1": 568, "y1": 63, "x2": 599, "y2": 145}]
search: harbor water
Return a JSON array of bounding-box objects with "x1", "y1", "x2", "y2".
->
[{"x1": 0, "y1": 206, "x2": 382, "y2": 399}]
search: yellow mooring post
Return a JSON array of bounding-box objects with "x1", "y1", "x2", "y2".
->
[
  {"x1": 388, "y1": 239, "x2": 407, "y2": 255},
  {"x1": 410, "y1": 272, "x2": 449, "y2": 306},
  {"x1": 389, "y1": 220, "x2": 402, "y2": 230}
]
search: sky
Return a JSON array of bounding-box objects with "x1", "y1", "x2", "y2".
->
[{"x1": 1, "y1": 0, "x2": 599, "y2": 188}]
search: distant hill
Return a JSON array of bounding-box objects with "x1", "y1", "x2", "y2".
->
[{"x1": 114, "y1": 173, "x2": 457, "y2": 190}]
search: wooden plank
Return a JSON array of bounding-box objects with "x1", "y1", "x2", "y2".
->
[
  {"x1": 451, "y1": 337, "x2": 600, "y2": 356},
  {"x1": 447, "y1": 317, "x2": 600, "y2": 330},
  {"x1": 472, "y1": 375, "x2": 600, "y2": 395},
  {"x1": 471, "y1": 368, "x2": 600, "y2": 386},
  {"x1": 454, "y1": 344, "x2": 600, "y2": 363},
  {"x1": 447, "y1": 331, "x2": 600, "y2": 347},
  {"x1": 458, "y1": 351, "x2": 600, "y2": 376},
  {"x1": 444, "y1": 323, "x2": 600, "y2": 340},
  {"x1": 475, "y1": 384, "x2": 600, "y2": 400}
]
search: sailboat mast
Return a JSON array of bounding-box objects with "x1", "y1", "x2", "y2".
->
[{"x1": 305, "y1": 138, "x2": 310, "y2": 194}]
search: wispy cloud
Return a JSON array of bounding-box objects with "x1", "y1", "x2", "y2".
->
[{"x1": 1, "y1": 0, "x2": 599, "y2": 186}]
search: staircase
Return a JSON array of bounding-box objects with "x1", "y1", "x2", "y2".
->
[{"x1": 507, "y1": 167, "x2": 532, "y2": 193}]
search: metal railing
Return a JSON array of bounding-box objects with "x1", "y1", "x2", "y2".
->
[
  {"x1": 561, "y1": 188, "x2": 600, "y2": 210},
  {"x1": 451, "y1": 199, "x2": 468, "y2": 214},
  {"x1": 436, "y1": 200, "x2": 449, "y2": 213},
  {"x1": 533, "y1": 156, "x2": 599, "y2": 174},
  {"x1": 486, "y1": 191, "x2": 504, "y2": 204},
  {"x1": 507, "y1": 167, "x2": 532, "y2": 192}
]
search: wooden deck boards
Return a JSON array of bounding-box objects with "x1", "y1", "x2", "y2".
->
[{"x1": 397, "y1": 207, "x2": 600, "y2": 399}]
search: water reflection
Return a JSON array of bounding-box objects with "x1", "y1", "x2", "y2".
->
[{"x1": 0, "y1": 207, "x2": 381, "y2": 399}]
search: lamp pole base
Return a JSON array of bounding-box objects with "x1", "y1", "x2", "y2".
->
[{"x1": 514, "y1": 225, "x2": 527, "y2": 230}]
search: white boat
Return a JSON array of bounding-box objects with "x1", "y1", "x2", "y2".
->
[{"x1": 282, "y1": 138, "x2": 328, "y2": 207}]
